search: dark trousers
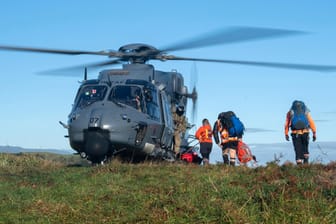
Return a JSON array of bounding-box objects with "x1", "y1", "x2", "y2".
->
[
  {"x1": 200, "y1": 142, "x2": 212, "y2": 160},
  {"x1": 291, "y1": 133, "x2": 309, "y2": 162}
]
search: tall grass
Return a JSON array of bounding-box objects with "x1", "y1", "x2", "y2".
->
[{"x1": 0, "y1": 153, "x2": 335, "y2": 223}]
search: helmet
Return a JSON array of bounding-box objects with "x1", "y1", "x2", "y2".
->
[{"x1": 177, "y1": 105, "x2": 185, "y2": 113}]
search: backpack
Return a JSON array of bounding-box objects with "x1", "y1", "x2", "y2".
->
[
  {"x1": 218, "y1": 111, "x2": 245, "y2": 137},
  {"x1": 290, "y1": 101, "x2": 309, "y2": 130},
  {"x1": 237, "y1": 141, "x2": 253, "y2": 163}
]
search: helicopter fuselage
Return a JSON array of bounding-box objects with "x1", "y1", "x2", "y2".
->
[{"x1": 67, "y1": 64, "x2": 186, "y2": 163}]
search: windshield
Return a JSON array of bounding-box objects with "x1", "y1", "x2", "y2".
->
[
  {"x1": 76, "y1": 85, "x2": 107, "y2": 108},
  {"x1": 109, "y1": 85, "x2": 143, "y2": 111}
]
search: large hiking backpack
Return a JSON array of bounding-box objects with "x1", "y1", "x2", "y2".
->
[
  {"x1": 237, "y1": 141, "x2": 253, "y2": 163},
  {"x1": 218, "y1": 111, "x2": 245, "y2": 137},
  {"x1": 290, "y1": 101, "x2": 309, "y2": 130}
]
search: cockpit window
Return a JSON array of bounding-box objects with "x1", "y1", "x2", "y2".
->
[
  {"x1": 108, "y1": 85, "x2": 161, "y2": 121},
  {"x1": 109, "y1": 85, "x2": 143, "y2": 111},
  {"x1": 76, "y1": 85, "x2": 107, "y2": 108}
]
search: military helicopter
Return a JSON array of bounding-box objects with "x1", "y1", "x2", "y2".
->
[{"x1": 1, "y1": 26, "x2": 336, "y2": 164}]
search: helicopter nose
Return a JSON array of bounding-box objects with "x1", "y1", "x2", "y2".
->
[{"x1": 84, "y1": 130, "x2": 109, "y2": 159}]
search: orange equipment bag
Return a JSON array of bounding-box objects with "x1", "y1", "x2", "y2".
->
[{"x1": 237, "y1": 141, "x2": 253, "y2": 163}]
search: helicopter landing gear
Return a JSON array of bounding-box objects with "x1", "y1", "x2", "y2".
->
[
  {"x1": 90, "y1": 156, "x2": 107, "y2": 166},
  {"x1": 80, "y1": 152, "x2": 87, "y2": 159},
  {"x1": 163, "y1": 150, "x2": 175, "y2": 162}
]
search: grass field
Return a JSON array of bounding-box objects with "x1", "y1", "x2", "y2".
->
[{"x1": 0, "y1": 152, "x2": 335, "y2": 224}]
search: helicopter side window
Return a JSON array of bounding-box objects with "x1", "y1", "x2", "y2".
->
[
  {"x1": 109, "y1": 85, "x2": 144, "y2": 112},
  {"x1": 76, "y1": 85, "x2": 107, "y2": 108},
  {"x1": 144, "y1": 87, "x2": 161, "y2": 121}
]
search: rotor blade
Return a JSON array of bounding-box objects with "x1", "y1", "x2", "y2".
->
[
  {"x1": 161, "y1": 26, "x2": 306, "y2": 52},
  {"x1": 0, "y1": 45, "x2": 116, "y2": 56},
  {"x1": 165, "y1": 56, "x2": 336, "y2": 72},
  {"x1": 190, "y1": 62, "x2": 198, "y2": 125},
  {"x1": 191, "y1": 87, "x2": 198, "y2": 125},
  {"x1": 37, "y1": 59, "x2": 122, "y2": 76}
]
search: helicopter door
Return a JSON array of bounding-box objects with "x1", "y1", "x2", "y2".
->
[{"x1": 159, "y1": 91, "x2": 174, "y2": 149}]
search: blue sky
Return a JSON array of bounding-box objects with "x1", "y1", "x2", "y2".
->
[{"x1": 1, "y1": 1, "x2": 335, "y2": 163}]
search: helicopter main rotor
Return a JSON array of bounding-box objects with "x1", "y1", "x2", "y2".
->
[{"x1": 1, "y1": 26, "x2": 336, "y2": 72}]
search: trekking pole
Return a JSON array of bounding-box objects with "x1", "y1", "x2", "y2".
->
[{"x1": 317, "y1": 143, "x2": 328, "y2": 156}]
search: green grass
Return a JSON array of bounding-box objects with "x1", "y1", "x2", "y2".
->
[{"x1": 0, "y1": 153, "x2": 335, "y2": 224}]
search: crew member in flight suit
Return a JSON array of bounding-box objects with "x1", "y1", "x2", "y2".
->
[{"x1": 173, "y1": 104, "x2": 187, "y2": 157}]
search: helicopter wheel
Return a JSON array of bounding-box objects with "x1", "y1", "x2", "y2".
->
[{"x1": 90, "y1": 156, "x2": 107, "y2": 166}]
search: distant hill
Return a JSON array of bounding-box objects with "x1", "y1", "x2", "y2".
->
[{"x1": 0, "y1": 145, "x2": 73, "y2": 155}]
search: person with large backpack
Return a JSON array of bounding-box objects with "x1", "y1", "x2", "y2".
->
[
  {"x1": 195, "y1": 118, "x2": 213, "y2": 165},
  {"x1": 213, "y1": 111, "x2": 245, "y2": 166},
  {"x1": 285, "y1": 100, "x2": 317, "y2": 165}
]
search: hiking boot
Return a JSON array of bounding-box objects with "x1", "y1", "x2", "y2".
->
[{"x1": 223, "y1": 155, "x2": 229, "y2": 165}]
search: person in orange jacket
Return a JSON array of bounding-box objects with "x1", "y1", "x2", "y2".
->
[
  {"x1": 195, "y1": 118, "x2": 213, "y2": 165},
  {"x1": 284, "y1": 100, "x2": 316, "y2": 165}
]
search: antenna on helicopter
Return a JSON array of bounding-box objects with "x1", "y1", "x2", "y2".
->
[{"x1": 84, "y1": 67, "x2": 87, "y2": 81}]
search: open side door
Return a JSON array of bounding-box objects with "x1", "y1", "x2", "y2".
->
[{"x1": 159, "y1": 91, "x2": 174, "y2": 149}]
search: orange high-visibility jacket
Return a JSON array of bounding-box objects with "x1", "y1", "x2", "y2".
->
[
  {"x1": 284, "y1": 111, "x2": 316, "y2": 135},
  {"x1": 195, "y1": 124, "x2": 213, "y2": 143}
]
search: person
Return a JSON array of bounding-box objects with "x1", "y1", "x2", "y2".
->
[
  {"x1": 195, "y1": 118, "x2": 213, "y2": 165},
  {"x1": 213, "y1": 111, "x2": 244, "y2": 166},
  {"x1": 133, "y1": 95, "x2": 142, "y2": 112},
  {"x1": 132, "y1": 88, "x2": 142, "y2": 112},
  {"x1": 285, "y1": 100, "x2": 316, "y2": 165},
  {"x1": 172, "y1": 104, "x2": 187, "y2": 157}
]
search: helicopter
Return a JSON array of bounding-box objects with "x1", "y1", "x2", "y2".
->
[{"x1": 1, "y1": 26, "x2": 336, "y2": 164}]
